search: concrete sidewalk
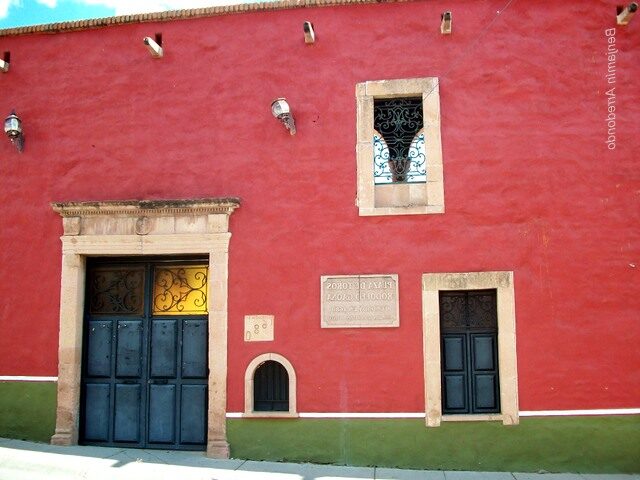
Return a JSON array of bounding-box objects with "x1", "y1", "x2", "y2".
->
[{"x1": 0, "y1": 438, "x2": 637, "y2": 480}]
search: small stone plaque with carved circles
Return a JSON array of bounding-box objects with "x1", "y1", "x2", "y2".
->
[{"x1": 244, "y1": 315, "x2": 274, "y2": 342}]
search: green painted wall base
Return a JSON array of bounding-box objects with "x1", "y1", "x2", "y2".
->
[
  {"x1": 1, "y1": 385, "x2": 638, "y2": 474},
  {"x1": 0, "y1": 382, "x2": 56, "y2": 443},
  {"x1": 227, "y1": 416, "x2": 640, "y2": 473}
]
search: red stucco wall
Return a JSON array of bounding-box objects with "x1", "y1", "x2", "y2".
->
[{"x1": 0, "y1": 0, "x2": 638, "y2": 413}]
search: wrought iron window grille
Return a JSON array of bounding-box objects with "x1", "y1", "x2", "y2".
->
[
  {"x1": 373, "y1": 97, "x2": 426, "y2": 184},
  {"x1": 253, "y1": 361, "x2": 289, "y2": 412}
]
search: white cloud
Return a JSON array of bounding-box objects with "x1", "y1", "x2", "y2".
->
[
  {"x1": 0, "y1": 0, "x2": 20, "y2": 19},
  {"x1": 77, "y1": 0, "x2": 250, "y2": 16},
  {"x1": 35, "y1": 0, "x2": 57, "y2": 8}
]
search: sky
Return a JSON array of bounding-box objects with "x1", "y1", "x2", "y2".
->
[{"x1": 0, "y1": 0, "x2": 261, "y2": 28}]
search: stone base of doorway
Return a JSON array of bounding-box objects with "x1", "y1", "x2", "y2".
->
[{"x1": 226, "y1": 417, "x2": 640, "y2": 474}]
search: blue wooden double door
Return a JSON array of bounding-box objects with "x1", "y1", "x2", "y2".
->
[
  {"x1": 440, "y1": 290, "x2": 500, "y2": 414},
  {"x1": 80, "y1": 259, "x2": 209, "y2": 450}
]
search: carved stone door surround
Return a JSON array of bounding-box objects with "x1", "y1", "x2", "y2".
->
[{"x1": 50, "y1": 198, "x2": 240, "y2": 458}]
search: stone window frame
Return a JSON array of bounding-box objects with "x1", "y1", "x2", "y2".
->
[
  {"x1": 243, "y1": 353, "x2": 298, "y2": 418},
  {"x1": 422, "y1": 271, "x2": 519, "y2": 427},
  {"x1": 356, "y1": 77, "x2": 444, "y2": 216},
  {"x1": 49, "y1": 198, "x2": 239, "y2": 458}
]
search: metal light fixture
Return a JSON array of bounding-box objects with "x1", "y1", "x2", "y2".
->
[
  {"x1": 271, "y1": 98, "x2": 296, "y2": 135},
  {"x1": 303, "y1": 21, "x2": 316, "y2": 44},
  {"x1": 4, "y1": 110, "x2": 24, "y2": 152},
  {"x1": 0, "y1": 51, "x2": 9, "y2": 73},
  {"x1": 617, "y1": 2, "x2": 638, "y2": 25},
  {"x1": 143, "y1": 34, "x2": 163, "y2": 58},
  {"x1": 441, "y1": 11, "x2": 452, "y2": 34}
]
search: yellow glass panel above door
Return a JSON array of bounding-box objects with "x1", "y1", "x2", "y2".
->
[{"x1": 152, "y1": 265, "x2": 208, "y2": 315}]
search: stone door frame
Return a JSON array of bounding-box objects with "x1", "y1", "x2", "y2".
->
[
  {"x1": 422, "y1": 271, "x2": 519, "y2": 427},
  {"x1": 50, "y1": 198, "x2": 240, "y2": 458}
]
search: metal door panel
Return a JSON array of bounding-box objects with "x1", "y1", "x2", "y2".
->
[
  {"x1": 82, "y1": 260, "x2": 208, "y2": 450},
  {"x1": 443, "y1": 374, "x2": 466, "y2": 411},
  {"x1": 473, "y1": 374, "x2": 498, "y2": 410},
  {"x1": 180, "y1": 385, "x2": 207, "y2": 444},
  {"x1": 182, "y1": 319, "x2": 207, "y2": 378},
  {"x1": 442, "y1": 335, "x2": 465, "y2": 371},
  {"x1": 83, "y1": 383, "x2": 110, "y2": 441},
  {"x1": 150, "y1": 320, "x2": 177, "y2": 378},
  {"x1": 86, "y1": 320, "x2": 112, "y2": 377},
  {"x1": 440, "y1": 290, "x2": 500, "y2": 415},
  {"x1": 472, "y1": 335, "x2": 496, "y2": 371},
  {"x1": 114, "y1": 384, "x2": 141, "y2": 442},
  {"x1": 116, "y1": 320, "x2": 143, "y2": 378},
  {"x1": 148, "y1": 384, "x2": 176, "y2": 443}
]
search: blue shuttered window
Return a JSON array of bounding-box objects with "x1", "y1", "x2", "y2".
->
[{"x1": 440, "y1": 290, "x2": 500, "y2": 415}]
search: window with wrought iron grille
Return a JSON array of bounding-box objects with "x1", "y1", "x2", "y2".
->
[
  {"x1": 243, "y1": 353, "x2": 298, "y2": 417},
  {"x1": 356, "y1": 78, "x2": 444, "y2": 216},
  {"x1": 253, "y1": 360, "x2": 289, "y2": 412},
  {"x1": 373, "y1": 97, "x2": 426, "y2": 184}
]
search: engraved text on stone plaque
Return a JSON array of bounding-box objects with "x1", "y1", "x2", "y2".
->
[{"x1": 321, "y1": 274, "x2": 399, "y2": 328}]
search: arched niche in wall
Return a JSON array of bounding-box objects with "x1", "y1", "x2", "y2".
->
[{"x1": 243, "y1": 353, "x2": 298, "y2": 417}]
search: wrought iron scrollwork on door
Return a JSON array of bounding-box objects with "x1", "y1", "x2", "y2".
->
[
  {"x1": 89, "y1": 266, "x2": 145, "y2": 315},
  {"x1": 440, "y1": 290, "x2": 498, "y2": 330},
  {"x1": 152, "y1": 266, "x2": 208, "y2": 315}
]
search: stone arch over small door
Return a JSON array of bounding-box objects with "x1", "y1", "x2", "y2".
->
[{"x1": 50, "y1": 198, "x2": 240, "y2": 458}]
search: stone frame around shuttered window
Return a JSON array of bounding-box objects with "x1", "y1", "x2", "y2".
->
[
  {"x1": 422, "y1": 271, "x2": 519, "y2": 427},
  {"x1": 356, "y1": 77, "x2": 445, "y2": 216}
]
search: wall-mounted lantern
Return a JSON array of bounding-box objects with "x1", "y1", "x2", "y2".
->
[
  {"x1": 0, "y1": 52, "x2": 9, "y2": 73},
  {"x1": 4, "y1": 110, "x2": 24, "y2": 152},
  {"x1": 617, "y1": 2, "x2": 638, "y2": 25},
  {"x1": 441, "y1": 11, "x2": 452, "y2": 34},
  {"x1": 271, "y1": 98, "x2": 296, "y2": 135},
  {"x1": 143, "y1": 34, "x2": 163, "y2": 58},
  {"x1": 303, "y1": 21, "x2": 316, "y2": 44}
]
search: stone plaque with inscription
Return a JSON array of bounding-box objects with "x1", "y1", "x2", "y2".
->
[{"x1": 321, "y1": 275, "x2": 399, "y2": 328}]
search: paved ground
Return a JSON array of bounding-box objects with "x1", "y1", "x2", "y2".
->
[{"x1": 0, "y1": 438, "x2": 637, "y2": 480}]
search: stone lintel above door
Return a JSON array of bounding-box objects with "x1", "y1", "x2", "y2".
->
[{"x1": 52, "y1": 198, "x2": 240, "y2": 237}]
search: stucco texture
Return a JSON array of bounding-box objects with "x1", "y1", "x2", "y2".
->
[{"x1": 0, "y1": 0, "x2": 638, "y2": 418}]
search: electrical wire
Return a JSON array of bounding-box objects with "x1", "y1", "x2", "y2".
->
[{"x1": 424, "y1": 0, "x2": 518, "y2": 99}]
